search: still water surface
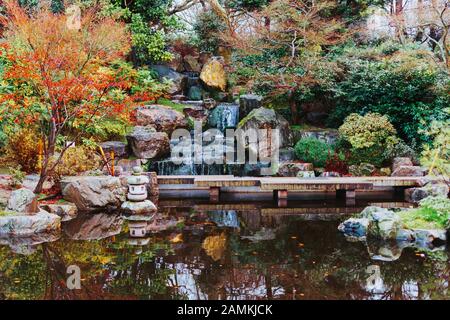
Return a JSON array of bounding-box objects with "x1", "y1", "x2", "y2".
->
[{"x1": 0, "y1": 198, "x2": 449, "y2": 300}]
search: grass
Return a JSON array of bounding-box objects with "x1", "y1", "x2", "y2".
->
[
  {"x1": 156, "y1": 98, "x2": 186, "y2": 113},
  {"x1": 398, "y1": 207, "x2": 446, "y2": 230}
]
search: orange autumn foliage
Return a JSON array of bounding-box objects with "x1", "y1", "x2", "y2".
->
[{"x1": 0, "y1": 1, "x2": 145, "y2": 192}]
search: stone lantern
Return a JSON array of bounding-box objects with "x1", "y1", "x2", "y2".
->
[{"x1": 122, "y1": 166, "x2": 157, "y2": 237}]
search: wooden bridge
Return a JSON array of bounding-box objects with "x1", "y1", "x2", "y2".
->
[{"x1": 156, "y1": 175, "x2": 429, "y2": 202}]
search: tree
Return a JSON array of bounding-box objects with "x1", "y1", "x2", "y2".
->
[
  {"x1": 227, "y1": 0, "x2": 349, "y2": 123},
  {"x1": 0, "y1": 1, "x2": 137, "y2": 193}
]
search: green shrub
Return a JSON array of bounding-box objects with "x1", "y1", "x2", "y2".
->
[
  {"x1": 419, "y1": 196, "x2": 450, "y2": 221},
  {"x1": 420, "y1": 113, "x2": 450, "y2": 176},
  {"x1": 328, "y1": 42, "x2": 450, "y2": 148},
  {"x1": 338, "y1": 113, "x2": 399, "y2": 166},
  {"x1": 294, "y1": 138, "x2": 333, "y2": 168},
  {"x1": 399, "y1": 196, "x2": 450, "y2": 229}
]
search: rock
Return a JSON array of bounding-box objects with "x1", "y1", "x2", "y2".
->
[
  {"x1": 0, "y1": 231, "x2": 59, "y2": 255},
  {"x1": 198, "y1": 51, "x2": 212, "y2": 65},
  {"x1": 167, "y1": 52, "x2": 184, "y2": 72},
  {"x1": 126, "y1": 126, "x2": 170, "y2": 159},
  {"x1": 21, "y1": 174, "x2": 54, "y2": 192},
  {"x1": 121, "y1": 200, "x2": 157, "y2": 215},
  {"x1": 187, "y1": 85, "x2": 203, "y2": 101},
  {"x1": 147, "y1": 216, "x2": 179, "y2": 232},
  {"x1": 362, "y1": 206, "x2": 401, "y2": 240},
  {"x1": 392, "y1": 157, "x2": 413, "y2": 171},
  {"x1": 117, "y1": 159, "x2": 142, "y2": 173},
  {"x1": 277, "y1": 162, "x2": 314, "y2": 177},
  {"x1": 145, "y1": 172, "x2": 159, "y2": 199},
  {"x1": 297, "y1": 171, "x2": 316, "y2": 178},
  {"x1": 391, "y1": 166, "x2": 424, "y2": 177},
  {"x1": 349, "y1": 163, "x2": 376, "y2": 176},
  {"x1": 0, "y1": 210, "x2": 61, "y2": 236},
  {"x1": 62, "y1": 176, "x2": 126, "y2": 211},
  {"x1": 99, "y1": 141, "x2": 127, "y2": 159},
  {"x1": 237, "y1": 107, "x2": 293, "y2": 158},
  {"x1": 150, "y1": 65, "x2": 187, "y2": 95},
  {"x1": 203, "y1": 98, "x2": 217, "y2": 110},
  {"x1": 183, "y1": 106, "x2": 208, "y2": 123},
  {"x1": 200, "y1": 56, "x2": 227, "y2": 91},
  {"x1": 41, "y1": 202, "x2": 78, "y2": 222},
  {"x1": 367, "y1": 241, "x2": 403, "y2": 262},
  {"x1": 338, "y1": 218, "x2": 369, "y2": 240},
  {"x1": 413, "y1": 229, "x2": 447, "y2": 246},
  {"x1": 7, "y1": 188, "x2": 38, "y2": 213},
  {"x1": 135, "y1": 105, "x2": 187, "y2": 134},
  {"x1": 239, "y1": 94, "x2": 263, "y2": 119},
  {"x1": 405, "y1": 183, "x2": 449, "y2": 203},
  {"x1": 404, "y1": 187, "x2": 429, "y2": 203},
  {"x1": 64, "y1": 213, "x2": 123, "y2": 240},
  {"x1": 184, "y1": 54, "x2": 201, "y2": 72}
]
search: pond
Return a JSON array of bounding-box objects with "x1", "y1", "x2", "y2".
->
[{"x1": 0, "y1": 197, "x2": 449, "y2": 300}]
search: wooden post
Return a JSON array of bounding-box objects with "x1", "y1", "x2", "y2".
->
[{"x1": 209, "y1": 187, "x2": 220, "y2": 202}]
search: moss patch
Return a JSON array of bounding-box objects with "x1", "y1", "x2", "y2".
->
[
  {"x1": 156, "y1": 98, "x2": 186, "y2": 113},
  {"x1": 0, "y1": 211, "x2": 16, "y2": 217},
  {"x1": 398, "y1": 208, "x2": 445, "y2": 230}
]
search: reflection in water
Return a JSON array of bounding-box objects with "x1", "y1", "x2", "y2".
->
[{"x1": 0, "y1": 198, "x2": 449, "y2": 300}]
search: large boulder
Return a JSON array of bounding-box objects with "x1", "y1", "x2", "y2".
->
[
  {"x1": 200, "y1": 56, "x2": 227, "y2": 91},
  {"x1": 126, "y1": 126, "x2": 170, "y2": 159},
  {"x1": 355, "y1": 206, "x2": 402, "y2": 241},
  {"x1": 7, "y1": 188, "x2": 38, "y2": 213},
  {"x1": 239, "y1": 94, "x2": 263, "y2": 119},
  {"x1": 277, "y1": 162, "x2": 314, "y2": 177},
  {"x1": 392, "y1": 157, "x2": 413, "y2": 171},
  {"x1": 150, "y1": 65, "x2": 187, "y2": 95},
  {"x1": 338, "y1": 217, "x2": 369, "y2": 240},
  {"x1": 405, "y1": 182, "x2": 449, "y2": 203},
  {"x1": 184, "y1": 54, "x2": 202, "y2": 72},
  {"x1": 62, "y1": 176, "x2": 126, "y2": 211},
  {"x1": 99, "y1": 141, "x2": 128, "y2": 159},
  {"x1": 349, "y1": 163, "x2": 376, "y2": 176},
  {"x1": 41, "y1": 202, "x2": 78, "y2": 222},
  {"x1": 391, "y1": 166, "x2": 424, "y2": 177},
  {"x1": 117, "y1": 159, "x2": 142, "y2": 173},
  {"x1": 64, "y1": 213, "x2": 123, "y2": 240},
  {"x1": 237, "y1": 107, "x2": 293, "y2": 158},
  {"x1": 187, "y1": 85, "x2": 203, "y2": 101},
  {"x1": 135, "y1": 105, "x2": 187, "y2": 134},
  {"x1": 0, "y1": 211, "x2": 61, "y2": 236}
]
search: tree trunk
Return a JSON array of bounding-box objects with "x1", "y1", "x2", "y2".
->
[
  {"x1": 289, "y1": 95, "x2": 299, "y2": 124},
  {"x1": 34, "y1": 122, "x2": 57, "y2": 194}
]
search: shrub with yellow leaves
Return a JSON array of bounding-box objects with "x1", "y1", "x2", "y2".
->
[
  {"x1": 49, "y1": 145, "x2": 102, "y2": 181},
  {"x1": 0, "y1": 128, "x2": 40, "y2": 173}
]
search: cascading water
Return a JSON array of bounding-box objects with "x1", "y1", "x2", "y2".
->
[
  {"x1": 208, "y1": 103, "x2": 239, "y2": 132},
  {"x1": 150, "y1": 102, "x2": 247, "y2": 176}
]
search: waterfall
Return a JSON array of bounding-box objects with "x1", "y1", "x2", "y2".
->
[{"x1": 209, "y1": 103, "x2": 239, "y2": 133}]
